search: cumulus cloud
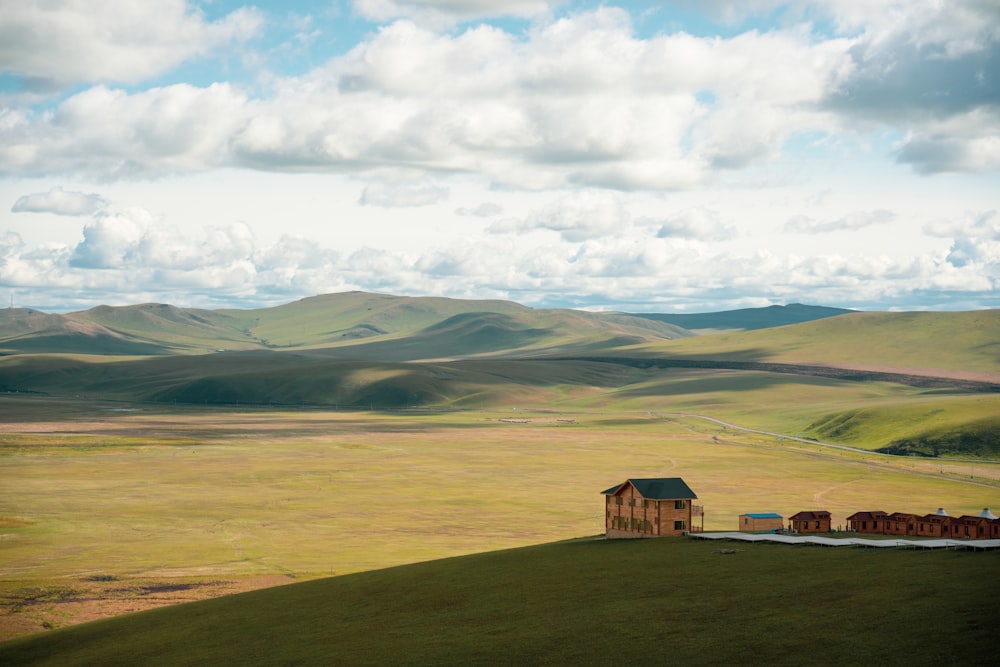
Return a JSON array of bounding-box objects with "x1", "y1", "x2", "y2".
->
[
  {"x1": 359, "y1": 182, "x2": 450, "y2": 207},
  {"x1": 652, "y1": 208, "x2": 736, "y2": 241},
  {"x1": 821, "y1": 0, "x2": 1000, "y2": 173},
  {"x1": 0, "y1": 7, "x2": 854, "y2": 187},
  {"x1": 0, "y1": 83, "x2": 249, "y2": 178},
  {"x1": 516, "y1": 191, "x2": 629, "y2": 242},
  {"x1": 784, "y1": 209, "x2": 895, "y2": 234},
  {"x1": 0, "y1": 0, "x2": 262, "y2": 89},
  {"x1": 65, "y1": 205, "x2": 256, "y2": 273},
  {"x1": 922, "y1": 210, "x2": 1000, "y2": 271},
  {"x1": 11, "y1": 187, "x2": 107, "y2": 216},
  {"x1": 2, "y1": 204, "x2": 996, "y2": 313}
]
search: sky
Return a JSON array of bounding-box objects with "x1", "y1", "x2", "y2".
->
[{"x1": 1, "y1": 0, "x2": 998, "y2": 314}]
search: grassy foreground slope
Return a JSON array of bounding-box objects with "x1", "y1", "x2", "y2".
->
[{"x1": 1, "y1": 537, "x2": 996, "y2": 666}]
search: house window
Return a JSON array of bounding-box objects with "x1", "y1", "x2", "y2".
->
[
  {"x1": 674, "y1": 520, "x2": 686, "y2": 530},
  {"x1": 674, "y1": 500, "x2": 687, "y2": 509},
  {"x1": 616, "y1": 497, "x2": 623, "y2": 505},
  {"x1": 815, "y1": 521, "x2": 820, "y2": 528},
  {"x1": 643, "y1": 500, "x2": 651, "y2": 509}
]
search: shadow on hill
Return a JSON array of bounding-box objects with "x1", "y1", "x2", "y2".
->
[
  {"x1": 1, "y1": 334, "x2": 169, "y2": 356},
  {"x1": 551, "y1": 356, "x2": 1000, "y2": 392}
]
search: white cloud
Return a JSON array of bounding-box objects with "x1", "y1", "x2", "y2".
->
[
  {"x1": 11, "y1": 186, "x2": 107, "y2": 216},
  {"x1": 0, "y1": 0, "x2": 262, "y2": 88},
  {"x1": 0, "y1": 8, "x2": 858, "y2": 187},
  {"x1": 517, "y1": 190, "x2": 629, "y2": 242},
  {"x1": 2, "y1": 84, "x2": 249, "y2": 178},
  {"x1": 652, "y1": 208, "x2": 736, "y2": 241},
  {"x1": 1, "y1": 2, "x2": 998, "y2": 313}
]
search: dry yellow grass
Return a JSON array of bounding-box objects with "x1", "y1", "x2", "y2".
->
[{"x1": 2, "y1": 396, "x2": 998, "y2": 640}]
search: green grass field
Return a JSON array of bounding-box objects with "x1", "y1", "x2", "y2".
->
[{"x1": 1, "y1": 537, "x2": 997, "y2": 666}]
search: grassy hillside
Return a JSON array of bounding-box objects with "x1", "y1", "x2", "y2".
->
[
  {"x1": 1, "y1": 537, "x2": 996, "y2": 666},
  {"x1": 0, "y1": 292, "x2": 690, "y2": 356},
  {"x1": 627, "y1": 310, "x2": 1000, "y2": 377},
  {"x1": 804, "y1": 397, "x2": 1000, "y2": 457}
]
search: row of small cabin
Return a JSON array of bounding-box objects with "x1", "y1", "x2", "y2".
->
[
  {"x1": 845, "y1": 508, "x2": 1000, "y2": 539},
  {"x1": 739, "y1": 509, "x2": 1000, "y2": 539},
  {"x1": 603, "y1": 477, "x2": 999, "y2": 540}
]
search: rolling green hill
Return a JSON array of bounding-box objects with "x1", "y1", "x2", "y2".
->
[
  {"x1": 1, "y1": 537, "x2": 996, "y2": 666},
  {"x1": 2, "y1": 295, "x2": 997, "y2": 458},
  {"x1": 0, "y1": 292, "x2": 691, "y2": 356},
  {"x1": 625, "y1": 309, "x2": 1000, "y2": 378}
]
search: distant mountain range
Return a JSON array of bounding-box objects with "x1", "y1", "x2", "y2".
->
[{"x1": 0, "y1": 292, "x2": 850, "y2": 357}]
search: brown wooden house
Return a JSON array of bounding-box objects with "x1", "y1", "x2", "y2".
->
[
  {"x1": 602, "y1": 478, "x2": 697, "y2": 539},
  {"x1": 973, "y1": 508, "x2": 1000, "y2": 538},
  {"x1": 915, "y1": 513, "x2": 953, "y2": 538},
  {"x1": 882, "y1": 512, "x2": 919, "y2": 536},
  {"x1": 738, "y1": 513, "x2": 783, "y2": 533},
  {"x1": 846, "y1": 510, "x2": 887, "y2": 534},
  {"x1": 788, "y1": 510, "x2": 831, "y2": 534},
  {"x1": 951, "y1": 513, "x2": 1000, "y2": 539}
]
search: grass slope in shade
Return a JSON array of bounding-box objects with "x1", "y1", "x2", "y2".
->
[{"x1": 2, "y1": 538, "x2": 997, "y2": 666}]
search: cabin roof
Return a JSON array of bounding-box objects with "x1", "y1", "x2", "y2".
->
[
  {"x1": 741, "y1": 513, "x2": 783, "y2": 519},
  {"x1": 601, "y1": 477, "x2": 697, "y2": 500},
  {"x1": 789, "y1": 511, "x2": 831, "y2": 521}
]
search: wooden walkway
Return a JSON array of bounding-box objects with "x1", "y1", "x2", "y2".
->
[{"x1": 690, "y1": 531, "x2": 1000, "y2": 550}]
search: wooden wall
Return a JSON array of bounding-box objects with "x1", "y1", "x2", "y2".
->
[{"x1": 605, "y1": 484, "x2": 693, "y2": 539}]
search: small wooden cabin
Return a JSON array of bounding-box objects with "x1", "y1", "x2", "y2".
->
[
  {"x1": 788, "y1": 510, "x2": 831, "y2": 534},
  {"x1": 951, "y1": 514, "x2": 1000, "y2": 539},
  {"x1": 602, "y1": 478, "x2": 697, "y2": 539},
  {"x1": 882, "y1": 512, "x2": 919, "y2": 536},
  {"x1": 846, "y1": 510, "x2": 887, "y2": 534},
  {"x1": 915, "y1": 513, "x2": 953, "y2": 538},
  {"x1": 738, "y1": 513, "x2": 783, "y2": 533}
]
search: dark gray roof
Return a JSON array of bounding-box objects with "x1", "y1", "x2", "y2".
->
[{"x1": 601, "y1": 477, "x2": 697, "y2": 500}]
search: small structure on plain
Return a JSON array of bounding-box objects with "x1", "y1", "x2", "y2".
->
[
  {"x1": 602, "y1": 477, "x2": 698, "y2": 539},
  {"x1": 738, "y1": 512, "x2": 783, "y2": 533}
]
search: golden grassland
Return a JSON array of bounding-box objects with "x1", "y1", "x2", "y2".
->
[{"x1": 2, "y1": 394, "x2": 998, "y2": 641}]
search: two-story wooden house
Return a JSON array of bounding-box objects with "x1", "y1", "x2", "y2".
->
[{"x1": 602, "y1": 478, "x2": 697, "y2": 539}]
